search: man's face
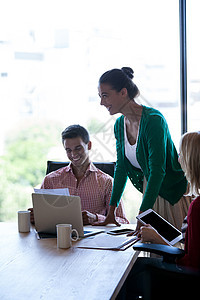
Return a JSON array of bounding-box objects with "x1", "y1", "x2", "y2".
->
[{"x1": 63, "y1": 137, "x2": 91, "y2": 168}]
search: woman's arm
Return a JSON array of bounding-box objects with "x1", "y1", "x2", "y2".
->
[
  {"x1": 93, "y1": 176, "x2": 129, "y2": 225},
  {"x1": 94, "y1": 118, "x2": 128, "y2": 226},
  {"x1": 139, "y1": 115, "x2": 168, "y2": 211},
  {"x1": 109, "y1": 119, "x2": 128, "y2": 206}
]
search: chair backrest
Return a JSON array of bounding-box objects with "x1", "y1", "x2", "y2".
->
[{"x1": 46, "y1": 160, "x2": 116, "y2": 178}]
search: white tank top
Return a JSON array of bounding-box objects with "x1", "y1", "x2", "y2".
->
[{"x1": 124, "y1": 119, "x2": 141, "y2": 170}]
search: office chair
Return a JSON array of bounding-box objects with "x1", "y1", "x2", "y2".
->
[
  {"x1": 133, "y1": 242, "x2": 200, "y2": 300},
  {"x1": 46, "y1": 160, "x2": 116, "y2": 177}
]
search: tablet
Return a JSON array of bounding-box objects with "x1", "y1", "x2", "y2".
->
[{"x1": 136, "y1": 209, "x2": 183, "y2": 245}]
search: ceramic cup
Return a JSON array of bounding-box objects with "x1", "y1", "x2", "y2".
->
[
  {"x1": 18, "y1": 210, "x2": 31, "y2": 233},
  {"x1": 56, "y1": 224, "x2": 79, "y2": 249}
]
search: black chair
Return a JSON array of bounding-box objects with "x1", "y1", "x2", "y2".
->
[
  {"x1": 133, "y1": 242, "x2": 200, "y2": 300},
  {"x1": 46, "y1": 160, "x2": 116, "y2": 177}
]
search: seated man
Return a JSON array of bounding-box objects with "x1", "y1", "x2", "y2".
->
[{"x1": 30, "y1": 124, "x2": 129, "y2": 225}]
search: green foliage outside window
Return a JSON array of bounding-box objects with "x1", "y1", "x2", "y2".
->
[{"x1": 0, "y1": 120, "x2": 63, "y2": 221}]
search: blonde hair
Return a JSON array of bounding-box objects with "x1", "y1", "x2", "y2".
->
[{"x1": 179, "y1": 131, "x2": 200, "y2": 197}]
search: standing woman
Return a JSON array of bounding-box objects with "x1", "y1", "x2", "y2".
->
[{"x1": 97, "y1": 67, "x2": 190, "y2": 230}]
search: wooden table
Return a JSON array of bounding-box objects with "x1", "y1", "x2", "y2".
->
[{"x1": 0, "y1": 223, "x2": 139, "y2": 300}]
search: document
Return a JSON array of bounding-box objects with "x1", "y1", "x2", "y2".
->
[
  {"x1": 75, "y1": 233, "x2": 139, "y2": 251},
  {"x1": 34, "y1": 188, "x2": 70, "y2": 196}
]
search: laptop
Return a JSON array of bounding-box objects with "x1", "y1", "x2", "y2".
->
[{"x1": 32, "y1": 193, "x2": 104, "y2": 239}]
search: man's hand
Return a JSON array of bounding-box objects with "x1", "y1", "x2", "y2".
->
[
  {"x1": 28, "y1": 208, "x2": 35, "y2": 225},
  {"x1": 82, "y1": 210, "x2": 98, "y2": 225},
  {"x1": 93, "y1": 205, "x2": 121, "y2": 227}
]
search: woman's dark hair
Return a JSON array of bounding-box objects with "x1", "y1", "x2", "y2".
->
[
  {"x1": 99, "y1": 67, "x2": 140, "y2": 99},
  {"x1": 62, "y1": 125, "x2": 90, "y2": 144}
]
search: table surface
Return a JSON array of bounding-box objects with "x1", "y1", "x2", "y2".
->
[{"x1": 0, "y1": 223, "x2": 139, "y2": 300}]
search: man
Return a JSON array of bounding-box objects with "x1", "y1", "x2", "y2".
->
[{"x1": 30, "y1": 125, "x2": 128, "y2": 225}]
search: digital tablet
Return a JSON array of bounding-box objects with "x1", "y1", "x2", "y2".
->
[{"x1": 136, "y1": 209, "x2": 183, "y2": 245}]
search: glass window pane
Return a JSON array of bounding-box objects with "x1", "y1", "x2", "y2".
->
[
  {"x1": 187, "y1": 0, "x2": 200, "y2": 132},
  {"x1": 0, "y1": 0, "x2": 180, "y2": 222}
]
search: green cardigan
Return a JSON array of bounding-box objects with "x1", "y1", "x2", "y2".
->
[{"x1": 110, "y1": 106, "x2": 187, "y2": 212}]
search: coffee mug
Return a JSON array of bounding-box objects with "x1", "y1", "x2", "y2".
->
[
  {"x1": 18, "y1": 210, "x2": 31, "y2": 233},
  {"x1": 56, "y1": 224, "x2": 79, "y2": 249}
]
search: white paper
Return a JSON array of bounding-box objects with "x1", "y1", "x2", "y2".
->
[{"x1": 34, "y1": 188, "x2": 70, "y2": 196}]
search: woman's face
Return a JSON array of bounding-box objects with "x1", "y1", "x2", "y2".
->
[{"x1": 98, "y1": 83, "x2": 127, "y2": 115}]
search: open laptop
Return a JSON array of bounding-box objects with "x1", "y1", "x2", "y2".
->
[{"x1": 32, "y1": 193, "x2": 104, "y2": 239}]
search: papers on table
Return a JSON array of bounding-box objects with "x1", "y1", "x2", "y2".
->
[
  {"x1": 34, "y1": 188, "x2": 70, "y2": 196},
  {"x1": 75, "y1": 233, "x2": 139, "y2": 251}
]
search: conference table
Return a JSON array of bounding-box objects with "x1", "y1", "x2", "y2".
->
[{"x1": 0, "y1": 223, "x2": 139, "y2": 300}]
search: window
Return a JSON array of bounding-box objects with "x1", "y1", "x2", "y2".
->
[
  {"x1": 187, "y1": 0, "x2": 200, "y2": 132},
  {"x1": 0, "y1": 0, "x2": 183, "y2": 222}
]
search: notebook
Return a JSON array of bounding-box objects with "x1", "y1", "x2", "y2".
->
[
  {"x1": 76, "y1": 233, "x2": 139, "y2": 251},
  {"x1": 32, "y1": 193, "x2": 104, "y2": 239}
]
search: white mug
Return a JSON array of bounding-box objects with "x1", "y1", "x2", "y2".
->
[
  {"x1": 56, "y1": 224, "x2": 79, "y2": 249},
  {"x1": 18, "y1": 211, "x2": 31, "y2": 233}
]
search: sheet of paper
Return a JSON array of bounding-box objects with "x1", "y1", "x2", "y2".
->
[
  {"x1": 34, "y1": 188, "x2": 70, "y2": 196},
  {"x1": 75, "y1": 233, "x2": 138, "y2": 251}
]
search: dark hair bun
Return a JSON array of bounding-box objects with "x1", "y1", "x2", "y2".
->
[{"x1": 121, "y1": 67, "x2": 134, "y2": 79}]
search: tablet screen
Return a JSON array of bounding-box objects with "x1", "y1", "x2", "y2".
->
[{"x1": 139, "y1": 211, "x2": 181, "y2": 242}]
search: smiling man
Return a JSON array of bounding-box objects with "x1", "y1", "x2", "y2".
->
[{"x1": 38, "y1": 125, "x2": 128, "y2": 225}]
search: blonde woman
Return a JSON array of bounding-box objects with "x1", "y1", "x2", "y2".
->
[{"x1": 117, "y1": 132, "x2": 200, "y2": 299}]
